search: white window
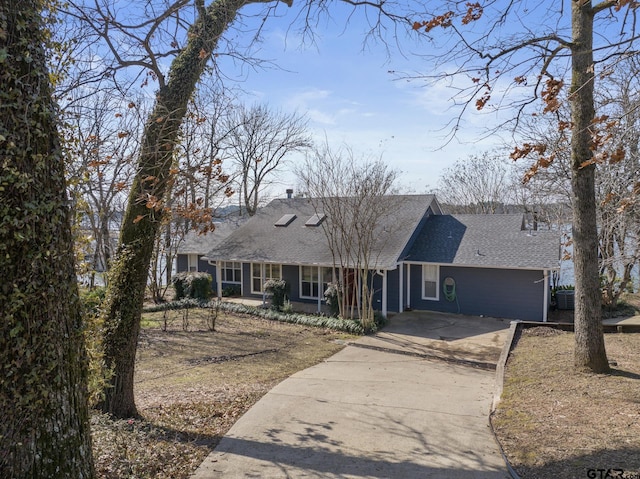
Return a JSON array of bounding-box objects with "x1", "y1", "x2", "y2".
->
[
  {"x1": 251, "y1": 263, "x2": 282, "y2": 294},
  {"x1": 300, "y1": 266, "x2": 334, "y2": 299},
  {"x1": 221, "y1": 261, "x2": 241, "y2": 283},
  {"x1": 422, "y1": 265, "x2": 439, "y2": 300},
  {"x1": 187, "y1": 254, "x2": 199, "y2": 272}
]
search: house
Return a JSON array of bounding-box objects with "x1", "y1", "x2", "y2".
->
[
  {"x1": 179, "y1": 194, "x2": 560, "y2": 321},
  {"x1": 175, "y1": 218, "x2": 247, "y2": 289}
]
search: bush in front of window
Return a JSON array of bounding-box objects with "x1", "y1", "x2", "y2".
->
[
  {"x1": 264, "y1": 278, "x2": 289, "y2": 311},
  {"x1": 222, "y1": 284, "x2": 241, "y2": 297},
  {"x1": 324, "y1": 282, "x2": 340, "y2": 317},
  {"x1": 172, "y1": 272, "x2": 212, "y2": 301}
]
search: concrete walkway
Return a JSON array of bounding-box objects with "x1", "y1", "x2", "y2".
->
[{"x1": 192, "y1": 312, "x2": 511, "y2": 479}]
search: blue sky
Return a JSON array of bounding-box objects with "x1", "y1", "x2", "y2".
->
[{"x1": 215, "y1": 5, "x2": 507, "y2": 196}]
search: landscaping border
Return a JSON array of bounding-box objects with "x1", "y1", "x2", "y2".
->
[{"x1": 489, "y1": 320, "x2": 640, "y2": 479}]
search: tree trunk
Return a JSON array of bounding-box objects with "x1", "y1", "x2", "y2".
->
[
  {"x1": 99, "y1": 0, "x2": 288, "y2": 418},
  {"x1": 99, "y1": 210, "x2": 112, "y2": 273},
  {"x1": 570, "y1": 1, "x2": 609, "y2": 373},
  {"x1": 0, "y1": 0, "x2": 95, "y2": 475}
]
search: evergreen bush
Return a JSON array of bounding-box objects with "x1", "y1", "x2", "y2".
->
[
  {"x1": 264, "y1": 278, "x2": 289, "y2": 310},
  {"x1": 172, "y1": 272, "x2": 212, "y2": 300}
]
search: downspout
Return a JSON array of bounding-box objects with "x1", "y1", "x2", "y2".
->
[
  {"x1": 398, "y1": 263, "x2": 404, "y2": 313},
  {"x1": 381, "y1": 270, "x2": 388, "y2": 318},
  {"x1": 406, "y1": 264, "x2": 411, "y2": 307},
  {"x1": 216, "y1": 261, "x2": 222, "y2": 299},
  {"x1": 262, "y1": 264, "x2": 267, "y2": 308},
  {"x1": 543, "y1": 269, "x2": 549, "y2": 322},
  {"x1": 317, "y1": 265, "x2": 322, "y2": 313}
]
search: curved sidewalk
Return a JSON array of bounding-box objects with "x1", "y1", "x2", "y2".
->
[{"x1": 192, "y1": 313, "x2": 511, "y2": 479}]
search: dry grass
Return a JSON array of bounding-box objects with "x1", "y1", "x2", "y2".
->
[
  {"x1": 493, "y1": 327, "x2": 640, "y2": 479},
  {"x1": 92, "y1": 308, "x2": 355, "y2": 479}
]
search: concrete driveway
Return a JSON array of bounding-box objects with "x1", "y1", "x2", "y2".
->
[{"x1": 191, "y1": 312, "x2": 511, "y2": 479}]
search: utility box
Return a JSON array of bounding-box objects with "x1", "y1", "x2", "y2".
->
[{"x1": 556, "y1": 290, "x2": 575, "y2": 310}]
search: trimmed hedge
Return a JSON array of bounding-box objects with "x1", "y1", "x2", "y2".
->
[
  {"x1": 142, "y1": 300, "x2": 371, "y2": 334},
  {"x1": 172, "y1": 272, "x2": 212, "y2": 300}
]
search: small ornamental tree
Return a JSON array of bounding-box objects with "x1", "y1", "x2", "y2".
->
[
  {"x1": 324, "y1": 282, "x2": 341, "y2": 317},
  {"x1": 264, "y1": 279, "x2": 288, "y2": 311}
]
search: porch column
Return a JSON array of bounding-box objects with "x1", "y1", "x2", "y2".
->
[
  {"x1": 317, "y1": 265, "x2": 322, "y2": 313},
  {"x1": 382, "y1": 269, "x2": 388, "y2": 317},
  {"x1": 406, "y1": 264, "x2": 411, "y2": 307},
  {"x1": 398, "y1": 263, "x2": 404, "y2": 313},
  {"x1": 543, "y1": 270, "x2": 549, "y2": 322},
  {"x1": 216, "y1": 261, "x2": 222, "y2": 299}
]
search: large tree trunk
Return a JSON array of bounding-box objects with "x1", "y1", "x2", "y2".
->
[
  {"x1": 0, "y1": 0, "x2": 95, "y2": 475},
  {"x1": 99, "y1": 0, "x2": 288, "y2": 418},
  {"x1": 570, "y1": 1, "x2": 609, "y2": 373}
]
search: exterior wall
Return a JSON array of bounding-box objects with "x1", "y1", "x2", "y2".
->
[
  {"x1": 370, "y1": 268, "x2": 401, "y2": 314},
  {"x1": 243, "y1": 264, "x2": 323, "y2": 307},
  {"x1": 241, "y1": 263, "x2": 251, "y2": 297},
  {"x1": 283, "y1": 264, "x2": 301, "y2": 301},
  {"x1": 175, "y1": 254, "x2": 217, "y2": 285},
  {"x1": 407, "y1": 265, "x2": 547, "y2": 321},
  {"x1": 385, "y1": 267, "x2": 401, "y2": 313},
  {"x1": 176, "y1": 254, "x2": 188, "y2": 273}
]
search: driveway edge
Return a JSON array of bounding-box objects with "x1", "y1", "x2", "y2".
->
[{"x1": 489, "y1": 320, "x2": 523, "y2": 479}]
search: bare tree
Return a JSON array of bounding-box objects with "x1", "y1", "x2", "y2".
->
[
  {"x1": 514, "y1": 58, "x2": 640, "y2": 306},
  {"x1": 64, "y1": 0, "x2": 441, "y2": 417},
  {"x1": 595, "y1": 56, "x2": 640, "y2": 306},
  {"x1": 411, "y1": 0, "x2": 640, "y2": 372},
  {"x1": 436, "y1": 151, "x2": 518, "y2": 214},
  {"x1": 0, "y1": 0, "x2": 94, "y2": 474},
  {"x1": 297, "y1": 143, "x2": 400, "y2": 329},
  {"x1": 224, "y1": 103, "x2": 312, "y2": 216},
  {"x1": 86, "y1": 0, "x2": 303, "y2": 418},
  {"x1": 148, "y1": 85, "x2": 236, "y2": 302},
  {"x1": 65, "y1": 87, "x2": 145, "y2": 285}
]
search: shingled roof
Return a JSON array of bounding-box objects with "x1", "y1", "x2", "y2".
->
[
  {"x1": 178, "y1": 218, "x2": 248, "y2": 255},
  {"x1": 406, "y1": 214, "x2": 560, "y2": 270},
  {"x1": 203, "y1": 195, "x2": 439, "y2": 269}
]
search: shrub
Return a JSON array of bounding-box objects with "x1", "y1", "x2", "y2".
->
[
  {"x1": 142, "y1": 299, "x2": 368, "y2": 334},
  {"x1": 222, "y1": 284, "x2": 241, "y2": 297},
  {"x1": 172, "y1": 272, "x2": 212, "y2": 300},
  {"x1": 264, "y1": 278, "x2": 289, "y2": 310},
  {"x1": 281, "y1": 299, "x2": 294, "y2": 315},
  {"x1": 324, "y1": 282, "x2": 340, "y2": 317}
]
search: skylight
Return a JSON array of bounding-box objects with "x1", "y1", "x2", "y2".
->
[
  {"x1": 305, "y1": 213, "x2": 326, "y2": 227},
  {"x1": 274, "y1": 214, "x2": 297, "y2": 227}
]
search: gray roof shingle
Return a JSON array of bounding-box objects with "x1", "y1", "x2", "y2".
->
[
  {"x1": 406, "y1": 214, "x2": 560, "y2": 269},
  {"x1": 178, "y1": 218, "x2": 248, "y2": 255},
  {"x1": 203, "y1": 195, "x2": 438, "y2": 269}
]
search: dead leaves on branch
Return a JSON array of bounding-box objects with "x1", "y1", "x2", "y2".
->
[
  {"x1": 412, "y1": 3, "x2": 483, "y2": 33},
  {"x1": 615, "y1": 0, "x2": 640, "y2": 12},
  {"x1": 541, "y1": 78, "x2": 564, "y2": 113},
  {"x1": 512, "y1": 79, "x2": 628, "y2": 185},
  {"x1": 511, "y1": 143, "x2": 555, "y2": 184}
]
